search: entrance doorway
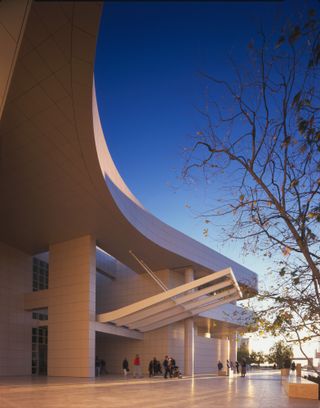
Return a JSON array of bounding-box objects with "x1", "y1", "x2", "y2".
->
[{"x1": 32, "y1": 326, "x2": 48, "y2": 375}]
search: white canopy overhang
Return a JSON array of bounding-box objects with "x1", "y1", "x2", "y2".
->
[{"x1": 97, "y1": 267, "x2": 242, "y2": 332}]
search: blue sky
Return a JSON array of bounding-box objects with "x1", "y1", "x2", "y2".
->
[{"x1": 94, "y1": 0, "x2": 318, "y2": 276}]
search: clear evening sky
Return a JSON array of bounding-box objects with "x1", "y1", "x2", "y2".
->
[
  {"x1": 95, "y1": 0, "x2": 320, "y2": 356},
  {"x1": 95, "y1": 0, "x2": 319, "y2": 275}
]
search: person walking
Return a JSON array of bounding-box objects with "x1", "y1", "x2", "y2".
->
[
  {"x1": 122, "y1": 357, "x2": 129, "y2": 377},
  {"x1": 100, "y1": 359, "x2": 107, "y2": 375},
  {"x1": 226, "y1": 359, "x2": 230, "y2": 376},
  {"x1": 133, "y1": 354, "x2": 142, "y2": 378},
  {"x1": 217, "y1": 360, "x2": 223, "y2": 371},
  {"x1": 169, "y1": 357, "x2": 176, "y2": 378},
  {"x1": 240, "y1": 359, "x2": 247, "y2": 377},
  {"x1": 235, "y1": 360, "x2": 239, "y2": 374},
  {"x1": 95, "y1": 356, "x2": 101, "y2": 377},
  {"x1": 148, "y1": 359, "x2": 154, "y2": 377},
  {"x1": 163, "y1": 355, "x2": 170, "y2": 379},
  {"x1": 152, "y1": 357, "x2": 159, "y2": 375}
]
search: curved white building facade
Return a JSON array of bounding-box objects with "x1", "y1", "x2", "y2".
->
[{"x1": 0, "y1": 1, "x2": 257, "y2": 377}]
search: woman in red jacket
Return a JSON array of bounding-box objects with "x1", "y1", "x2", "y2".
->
[{"x1": 133, "y1": 354, "x2": 142, "y2": 378}]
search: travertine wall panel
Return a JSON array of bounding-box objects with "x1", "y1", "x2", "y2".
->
[
  {"x1": 0, "y1": 241, "x2": 32, "y2": 375},
  {"x1": 96, "y1": 256, "x2": 235, "y2": 376},
  {"x1": 220, "y1": 337, "x2": 229, "y2": 368},
  {"x1": 96, "y1": 326, "x2": 169, "y2": 375},
  {"x1": 96, "y1": 262, "x2": 189, "y2": 374},
  {"x1": 0, "y1": 0, "x2": 30, "y2": 119},
  {"x1": 168, "y1": 321, "x2": 185, "y2": 373},
  {"x1": 96, "y1": 259, "x2": 170, "y2": 313},
  {"x1": 48, "y1": 235, "x2": 96, "y2": 377},
  {"x1": 194, "y1": 335, "x2": 219, "y2": 374}
]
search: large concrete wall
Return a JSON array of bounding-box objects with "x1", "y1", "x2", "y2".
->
[
  {"x1": 0, "y1": 240, "x2": 232, "y2": 377},
  {"x1": 96, "y1": 260, "x2": 172, "y2": 374},
  {"x1": 0, "y1": 0, "x2": 30, "y2": 119},
  {"x1": 168, "y1": 321, "x2": 185, "y2": 373},
  {"x1": 96, "y1": 261, "x2": 187, "y2": 373},
  {"x1": 48, "y1": 235, "x2": 96, "y2": 377},
  {"x1": 95, "y1": 258, "x2": 231, "y2": 375},
  {"x1": 96, "y1": 327, "x2": 169, "y2": 375},
  {"x1": 0, "y1": 241, "x2": 32, "y2": 375},
  {"x1": 194, "y1": 335, "x2": 229, "y2": 374},
  {"x1": 96, "y1": 259, "x2": 170, "y2": 313}
]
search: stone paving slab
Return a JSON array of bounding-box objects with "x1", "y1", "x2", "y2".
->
[{"x1": 0, "y1": 371, "x2": 319, "y2": 408}]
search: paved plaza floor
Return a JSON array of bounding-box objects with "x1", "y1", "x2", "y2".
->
[{"x1": 0, "y1": 371, "x2": 319, "y2": 408}]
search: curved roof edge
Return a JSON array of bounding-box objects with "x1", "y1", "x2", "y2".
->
[
  {"x1": 92, "y1": 84, "x2": 258, "y2": 291},
  {"x1": 0, "y1": 1, "x2": 258, "y2": 294}
]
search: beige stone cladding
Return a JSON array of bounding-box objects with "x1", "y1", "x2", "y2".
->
[
  {"x1": 96, "y1": 257, "x2": 233, "y2": 376},
  {"x1": 168, "y1": 321, "x2": 185, "y2": 373},
  {"x1": 96, "y1": 260, "x2": 186, "y2": 374},
  {"x1": 48, "y1": 235, "x2": 96, "y2": 377},
  {"x1": 0, "y1": 241, "x2": 32, "y2": 375},
  {"x1": 0, "y1": 0, "x2": 31, "y2": 119},
  {"x1": 96, "y1": 326, "x2": 169, "y2": 375},
  {"x1": 194, "y1": 335, "x2": 228, "y2": 374},
  {"x1": 96, "y1": 260, "x2": 171, "y2": 313}
]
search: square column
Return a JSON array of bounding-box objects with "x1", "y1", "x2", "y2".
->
[
  {"x1": 48, "y1": 235, "x2": 96, "y2": 377},
  {"x1": 0, "y1": 242, "x2": 32, "y2": 375},
  {"x1": 229, "y1": 333, "x2": 238, "y2": 364},
  {"x1": 184, "y1": 267, "x2": 194, "y2": 376}
]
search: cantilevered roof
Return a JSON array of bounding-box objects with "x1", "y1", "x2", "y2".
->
[
  {"x1": 0, "y1": 1, "x2": 257, "y2": 292},
  {"x1": 97, "y1": 268, "x2": 242, "y2": 332}
]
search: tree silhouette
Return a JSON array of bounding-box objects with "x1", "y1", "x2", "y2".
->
[{"x1": 184, "y1": 8, "x2": 320, "y2": 374}]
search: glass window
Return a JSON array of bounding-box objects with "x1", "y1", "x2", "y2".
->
[{"x1": 32, "y1": 257, "x2": 48, "y2": 291}]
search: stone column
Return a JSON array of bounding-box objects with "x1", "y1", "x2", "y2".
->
[
  {"x1": 48, "y1": 235, "x2": 96, "y2": 377},
  {"x1": 296, "y1": 363, "x2": 302, "y2": 377},
  {"x1": 0, "y1": 242, "x2": 32, "y2": 375},
  {"x1": 184, "y1": 267, "x2": 194, "y2": 376},
  {"x1": 229, "y1": 332, "x2": 237, "y2": 363},
  {"x1": 220, "y1": 336, "x2": 229, "y2": 373}
]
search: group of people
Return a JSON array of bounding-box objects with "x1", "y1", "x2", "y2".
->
[
  {"x1": 218, "y1": 359, "x2": 247, "y2": 377},
  {"x1": 100, "y1": 355, "x2": 248, "y2": 378},
  {"x1": 122, "y1": 354, "x2": 149, "y2": 378},
  {"x1": 122, "y1": 355, "x2": 181, "y2": 379},
  {"x1": 163, "y1": 355, "x2": 182, "y2": 378},
  {"x1": 95, "y1": 356, "x2": 107, "y2": 376},
  {"x1": 127, "y1": 354, "x2": 143, "y2": 378},
  {"x1": 148, "y1": 357, "x2": 162, "y2": 377}
]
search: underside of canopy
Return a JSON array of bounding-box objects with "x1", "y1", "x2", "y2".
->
[{"x1": 97, "y1": 267, "x2": 242, "y2": 332}]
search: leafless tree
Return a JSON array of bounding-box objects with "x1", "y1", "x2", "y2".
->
[{"x1": 184, "y1": 9, "x2": 320, "y2": 373}]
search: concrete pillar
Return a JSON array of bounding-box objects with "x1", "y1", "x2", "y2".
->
[
  {"x1": 184, "y1": 267, "x2": 194, "y2": 376},
  {"x1": 296, "y1": 363, "x2": 302, "y2": 377},
  {"x1": 48, "y1": 235, "x2": 96, "y2": 377},
  {"x1": 229, "y1": 333, "x2": 237, "y2": 363},
  {"x1": 219, "y1": 337, "x2": 229, "y2": 369},
  {"x1": 0, "y1": 0, "x2": 31, "y2": 119},
  {"x1": 0, "y1": 242, "x2": 32, "y2": 375}
]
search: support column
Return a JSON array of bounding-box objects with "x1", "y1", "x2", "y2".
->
[
  {"x1": 219, "y1": 336, "x2": 229, "y2": 370},
  {"x1": 184, "y1": 267, "x2": 194, "y2": 376},
  {"x1": 0, "y1": 242, "x2": 32, "y2": 375},
  {"x1": 229, "y1": 332, "x2": 237, "y2": 363},
  {"x1": 48, "y1": 235, "x2": 96, "y2": 377}
]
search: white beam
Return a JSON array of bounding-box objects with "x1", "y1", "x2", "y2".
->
[
  {"x1": 94, "y1": 322, "x2": 143, "y2": 340},
  {"x1": 97, "y1": 268, "x2": 232, "y2": 323},
  {"x1": 139, "y1": 293, "x2": 240, "y2": 332},
  {"x1": 139, "y1": 310, "x2": 191, "y2": 332},
  {"x1": 191, "y1": 293, "x2": 240, "y2": 316},
  {"x1": 129, "y1": 288, "x2": 238, "y2": 330},
  {"x1": 129, "y1": 303, "x2": 189, "y2": 330},
  {"x1": 175, "y1": 279, "x2": 233, "y2": 305},
  {"x1": 183, "y1": 288, "x2": 238, "y2": 311},
  {"x1": 115, "y1": 279, "x2": 233, "y2": 326}
]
